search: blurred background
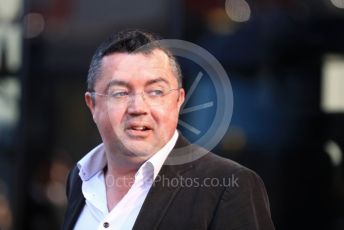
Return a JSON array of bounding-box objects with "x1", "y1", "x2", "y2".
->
[{"x1": 1, "y1": 0, "x2": 344, "y2": 229}]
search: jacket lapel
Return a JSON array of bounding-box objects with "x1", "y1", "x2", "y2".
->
[
  {"x1": 132, "y1": 163, "x2": 193, "y2": 230},
  {"x1": 132, "y1": 135, "x2": 197, "y2": 230},
  {"x1": 63, "y1": 171, "x2": 85, "y2": 230}
]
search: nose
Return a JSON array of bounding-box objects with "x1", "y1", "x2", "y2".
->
[{"x1": 127, "y1": 92, "x2": 148, "y2": 115}]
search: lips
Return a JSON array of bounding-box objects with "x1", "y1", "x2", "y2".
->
[
  {"x1": 130, "y1": 126, "x2": 150, "y2": 131},
  {"x1": 125, "y1": 123, "x2": 153, "y2": 137}
]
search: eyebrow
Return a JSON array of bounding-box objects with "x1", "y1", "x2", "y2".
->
[
  {"x1": 144, "y1": 77, "x2": 169, "y2": 86},
  {"x1": 105, "y1": 80, "x2": 130, "y2": 93},
  {"x1": 105, "y1": 77, "x2": 170, "y2": 92}
]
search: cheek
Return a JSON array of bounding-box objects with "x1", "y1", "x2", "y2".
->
[
  {"x1": 95, "y1": 107, "x2": 124, "y2": 134},
  {"x1": 106, "y1": 109, "x2": 125, "y2": 129},
  {"x1": 152, "y1": 106, "x2": 179, "y2": 129}
]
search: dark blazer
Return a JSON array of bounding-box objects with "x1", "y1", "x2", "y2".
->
[{"x1": 63, "y1": 136, "x2": 275, "y2": 230}]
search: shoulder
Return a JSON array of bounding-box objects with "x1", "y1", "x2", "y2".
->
[
  {"x1": 201, "y1": 153, "x2": 274, "y2": 229},
  {"x1": 171, "y1": 135, "x2": 257, "y2": 179},
  {"x1": 186, "y1": 146, "x2": 268, "y2": 194},
  {"x1": 191, "y1": 146, "x2": 257, "y2": 178}
]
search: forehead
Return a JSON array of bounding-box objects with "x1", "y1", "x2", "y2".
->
[{"x1": 98, "y1": 49, "x2": 175, "y2": 88}]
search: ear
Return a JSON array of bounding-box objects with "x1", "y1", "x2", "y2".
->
[
  {"x1": 177, "y1": 88, "x2": 185, "y2": 109},
  {"x1": 85, "y1": 92, "x2": 96, "y2": 120}
]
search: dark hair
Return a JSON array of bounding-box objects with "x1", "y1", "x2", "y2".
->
[{"x1": 87, "y1": 29, "x2": 182, "y2": 92}]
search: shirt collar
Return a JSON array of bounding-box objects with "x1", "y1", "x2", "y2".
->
[
  {"x1": 146, "y1": 130, "x2": 178, "y2": 180},
  {"x1": 77, "y1": 130, "x2": 179, "y2": 182},
  {"x1": 77, "y1": 143, "x2": 107, "y2": 181}
]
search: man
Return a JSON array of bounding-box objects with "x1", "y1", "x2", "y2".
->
[{"x1": 63, "y1": 29, "x2": 275, "y2": 230}]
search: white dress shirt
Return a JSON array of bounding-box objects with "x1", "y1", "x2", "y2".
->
[{"x1": 74, "y1": 131, "x2": 179, "y2": 230}]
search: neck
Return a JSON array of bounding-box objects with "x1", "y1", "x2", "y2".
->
[
  {"x1": 105, "y1": 153, "x2": 143, "y2": 177},
  {"x1": 103, "y1": 155, "x2": 140, "y2": 211}
]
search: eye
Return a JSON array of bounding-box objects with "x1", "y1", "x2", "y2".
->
[
  {"x1": 110, "y1": 91, "x2": 129, "y2": 98},
  {"x1": 147, "y1": 89, "x2": 164, "y2": 97}
]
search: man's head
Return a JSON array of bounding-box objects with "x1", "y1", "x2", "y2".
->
[
  {"x1": 87, "y1": 29, "x2": 183, "y2": 96},
  {"x1": 85, "y1": 29, "x2": 185, "y2": 164}
]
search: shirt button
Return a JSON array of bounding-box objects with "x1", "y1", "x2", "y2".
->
[{"x1": 103, "y1": 222, "x2": 109, "y2": 228}]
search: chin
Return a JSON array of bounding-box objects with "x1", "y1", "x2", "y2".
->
[{"x1": 122, "y1": 142, "x2": 157, "y2": 158}]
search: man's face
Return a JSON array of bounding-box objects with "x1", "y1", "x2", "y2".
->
[{"x1": 85, "y1": 49, "x2": 185, "y2": 162}]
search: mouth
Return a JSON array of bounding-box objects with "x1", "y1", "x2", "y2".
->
[
  {"x1": 130, "y1": 125, "x2": 150, "y2": 131},
  {"x1": 125, "y1": 124, "x2": 153, "y2": 137}
]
